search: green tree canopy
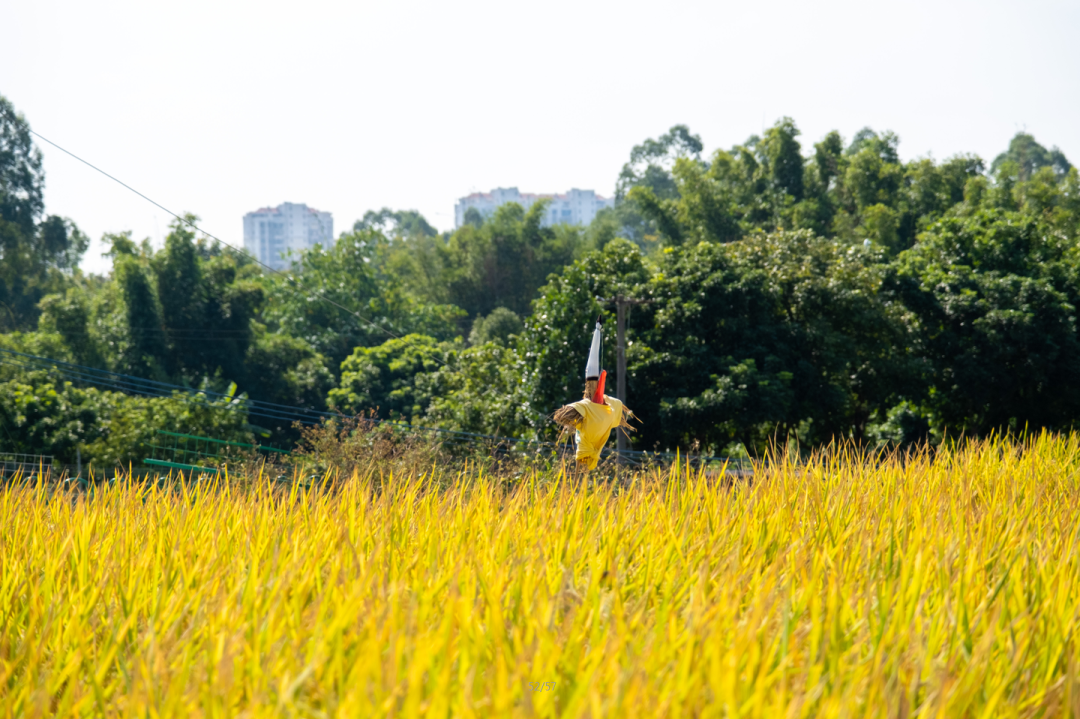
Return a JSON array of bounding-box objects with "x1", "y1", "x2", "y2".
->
[
  {"x1": 354, "y1": 208, "x2": 439, "y2": 238},
  {"x1": 329, "y1": 334, "x2": 458, "y2": 422},
  {"x1": 260, "y1": 227, "x2": 463, "y2": 371},
  {"x1": 468, "y1": 307, "x2": 523, "y2": 346},
  {"x1": 374, "y1": 201, "x2": 588, "y2": 321},
  {"x1": 889, "y1": 209, "x2": 1080, "y2": 435},
  {"x1": 991, "y1": 132, "x2": 1072, "y2": 181}
]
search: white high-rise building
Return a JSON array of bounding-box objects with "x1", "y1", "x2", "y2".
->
[
  {"x1": 454, "y1": 188, "x2": 614, "y2": 229},
  {"x1": 243, "y1": 202, "x2": 333, "y2": 270}
]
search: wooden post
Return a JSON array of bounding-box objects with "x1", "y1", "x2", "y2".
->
[
  {"x1": 616, "y1": 295, "x2": 628, "y2": 455},
  {"x1": 598, "y1": 294, "x2": 653, "y2": 463}
]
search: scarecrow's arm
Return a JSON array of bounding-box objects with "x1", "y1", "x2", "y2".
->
[{"x1": 553, "y1": 404, "x2": 584, "y2": 430}]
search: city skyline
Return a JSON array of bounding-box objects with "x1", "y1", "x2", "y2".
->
[{"x1": 455, "y1": 188, "x2": 614, "y2": 229}]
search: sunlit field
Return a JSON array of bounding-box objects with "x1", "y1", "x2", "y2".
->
[{"x1": 3, "y1": 435, "x2": 1080, "y2": 717}]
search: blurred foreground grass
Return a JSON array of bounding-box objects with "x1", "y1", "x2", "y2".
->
[{"x1": 3, "y1": 434, "x2": 1080, "y2": 717}]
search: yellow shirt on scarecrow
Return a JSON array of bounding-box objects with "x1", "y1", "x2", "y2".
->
[{"x1": 569, "y1": 396, "x2": 625, "y2": 470}]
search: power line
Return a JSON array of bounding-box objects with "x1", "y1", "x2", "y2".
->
[
  {"x1": 0, "y1": 346, "x2": 520, "y2": 443},
  {"x1": 2, "y1": 346, "x2": 345, "y2": 426},
  {"x1": 7, "y1": 114, "x2": 445, "y2": 366},
  {"x1": 0, "y1": 347, "x2": 734, "y2": 466},
  {"x1": 42, "y1": 327, "x2": 255, "y2": 337}
]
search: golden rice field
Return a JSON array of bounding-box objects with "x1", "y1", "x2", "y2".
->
[{"x1": 3, "y1": 435, "x2": 1080, "y2": 717}]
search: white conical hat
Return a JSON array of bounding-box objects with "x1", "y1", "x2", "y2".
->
[{"x1": 585, "y1": 315, "x2": 603, "y2": 379}]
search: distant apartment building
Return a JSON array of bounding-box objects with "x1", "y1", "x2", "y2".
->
[
  {"x1": 243, "y1": 202, "x2": 333, "y2": 270},
  {"x1": 454, "y1": 188, "x2": 614, "y2": 229}
]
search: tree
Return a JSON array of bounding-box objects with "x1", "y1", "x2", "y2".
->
[
  {"x1": 354, "y1": 208, "x2": 438, "y2": 238},
  {"x1": 421, "y1": 342, "x2": 533, "y2": 437},
  {"x1": 724, "y1": 232, "x2": 917, "y2": 444},
  {"x1": 374, "y1": 201, "x2": 588, "y2": 321},
  {"x1": 844, "y1": 145, "x2": 903, "y2": 211},
  {"x1": 38, "y1": 287, "x2": 99, "y2": 366},
  {"x1": 329, "y1": 334, "x2": 458, "y2": 422},
  {"x1": 616, "y1": 124, "x2": 704, "y2": 200},
  {"x1": 627, "y1": 155, "x2": 742, "y2": 247},
  {"x1": 205, "y1": 256, "x2": 263, "y2": 378},
  {"x1": 521, "y1": 230, "x2": 920, "y2": 453},
  {"x1": 463, "y1": 207, "x2": 484, "y2": 228},
  {"x1": 627, "y1": 231, "x2": 916, "y2": 452},
  {"x1": 812, "y1": 131, "x2": 845, "y2": 192},
  {"x1": 0, "y1": 95, "x2": 44, "y2": 236},
  {"x1": 37, "y1": 215, "x2": 89, "y2": 271},
  {"x1": 261, "y1": 227, "x2": 463, "y2": 372},
  {"x1": 625, "y1": 185, "x2": 684, "y2": 246},
  {"x1": 583, "y1": 206, "x2": 622, "y2": 251},
  {"x1": 244, "y1": 333, "x2": 334, "y2": 411},
  {"x1": 153, "y1": 217, "x2": 207, "y2": 375},
  {"x1": 615, "y1": 125, "x2": 705, "y2": 245},
  {"x1": 468, "y1": 307, "x2": 522, "y2": 346},
  {"x1": 889, "y1": 209, "x2": 1080, "y2": 435},
  {"x1": 846, "y1": 128, "x2": 900, "y2": 164},
  {"x1": 991, "y1": 132, "x2": 1072, "y2": 181},
  {"x1": 114, "y1": 253, "x2": 169, "y2": 378},
  {"x1": 0, "y1": 96, "x2": 88, "y2": 331},
  {"x1": 761, "y1": 117, "x2": 804, "y2": 201},
  {"x1": 906, "y1": 156, "x2": 976, "y2": 216},
  {"x1": 34, "y1": 223, "x2": 324, "y2": 445}
]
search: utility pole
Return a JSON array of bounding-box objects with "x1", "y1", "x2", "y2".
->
[{"x1": 599, "y1": 294, "x2": 652, "y2": 457}]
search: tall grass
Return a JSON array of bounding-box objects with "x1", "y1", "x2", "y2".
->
[{"x1": 2, "y1": 433, "x2": 1080, "y2": 717}]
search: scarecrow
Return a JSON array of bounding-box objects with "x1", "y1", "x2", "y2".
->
[{"x1": 552, "y1": 316, "x2": 638, "y2": 470}]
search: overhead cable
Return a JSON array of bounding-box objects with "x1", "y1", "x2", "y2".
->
[
  {"x1": 3, "y1": 112, "x2": 445, "y2": 366},
  {"x1": 0, "y1": 347, "x2": 732, "y2": 465}
]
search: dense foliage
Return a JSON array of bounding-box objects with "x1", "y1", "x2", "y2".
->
[{"x1": 3, "y1": 94, "x2": 1079, "y2": 463}]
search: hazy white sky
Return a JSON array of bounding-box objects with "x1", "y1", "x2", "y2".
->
[{"x1": 3, "y1": 0, "x2": 1078, "y2": 275}]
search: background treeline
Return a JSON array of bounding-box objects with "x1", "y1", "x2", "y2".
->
[{"x1": 2, "y1": 92, "x2": 1078, "y2": 465}]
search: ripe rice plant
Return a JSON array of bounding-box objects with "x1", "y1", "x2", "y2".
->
[{"x1": 2, "y1": 433, "x2": 1080, "y2": 717}]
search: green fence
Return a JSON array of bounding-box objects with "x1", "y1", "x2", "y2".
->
[{"x1": 143, "y1": 431, "x2": 290, "y2": 475}]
